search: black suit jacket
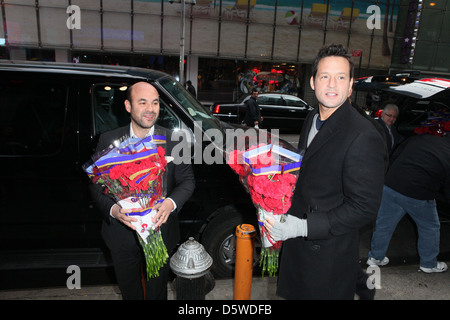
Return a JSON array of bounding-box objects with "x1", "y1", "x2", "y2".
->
[
  {"x1": 89, "y1": 124, "x2": 195, "y2": 254},
  {"x1": 277, "y1": 100, "x2": 387, "y2": 299}
]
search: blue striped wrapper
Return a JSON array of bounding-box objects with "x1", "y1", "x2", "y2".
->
[{"x1": 242, "y1": 144, "x2": 302, "y2": 176}]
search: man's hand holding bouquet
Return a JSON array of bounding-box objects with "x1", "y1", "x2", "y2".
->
[
  {"x1": 226, "y1": 134, "x2": 302, "y2": 277},
  {"x1": 84, "y1": 132, "x2": 169, "y2": 279}
]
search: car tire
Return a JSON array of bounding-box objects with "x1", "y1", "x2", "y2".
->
[{"x1": 201, "y1": 206, "x2": 260, "y2": 278}]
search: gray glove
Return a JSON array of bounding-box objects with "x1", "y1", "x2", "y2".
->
[{"x1": 270, "y1": 214, "x2": 308, "y2": 241}]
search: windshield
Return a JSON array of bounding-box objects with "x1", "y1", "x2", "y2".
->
[{"x1": 158, "y1": 76, "x2": 222, "y2": 132}]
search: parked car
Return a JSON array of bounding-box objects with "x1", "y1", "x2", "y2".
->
[
  {"x1": 354, "y1": 74, "x2": 450, "y2": 137},
  {"x1": 210, "y1": 93, "x2": 313, "y2": 133},
  {"x1": 0, "y1": 60, "x2": 289, "y2": 288}
]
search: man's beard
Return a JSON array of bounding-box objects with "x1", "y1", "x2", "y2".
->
[{"x1": 132, "y1": 111, "x2": 158, "y2": 129}]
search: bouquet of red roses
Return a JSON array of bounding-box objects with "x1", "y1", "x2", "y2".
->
[
  {"x1": 84, "y1": 133, "x2": 168, "y2": 279},
  {"x1": 227, "y1": 141, "x2": 302, "y2": 277}
]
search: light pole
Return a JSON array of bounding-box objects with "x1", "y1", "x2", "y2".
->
[{"x1": 169, "y1": 0, "x2": 195, "y2": 86}]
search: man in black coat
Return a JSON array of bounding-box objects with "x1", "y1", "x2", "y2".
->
[
  {"x1": 265, "y1": 44, "x2": 386, "y2": 299},
  {"x1": 89, "y1": 82, "x2": 195, "y2": 299},
  {"x1": 186, "y1": 80, "x2": 197, "y2": 98},
  {"x1": 243, "y1": 89, "x2": 262, "y2": 128}
]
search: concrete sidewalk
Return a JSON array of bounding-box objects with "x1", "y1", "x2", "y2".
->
[{"x1": 1, "y1": 262, "x2": 449, "y2": 300}]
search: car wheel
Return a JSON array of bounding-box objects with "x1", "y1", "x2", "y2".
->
[{"x1": 201, "y1": 207, "x2": 261, "y2": 278}]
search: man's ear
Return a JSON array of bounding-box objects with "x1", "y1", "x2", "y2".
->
[
  {"x1": 310, "y1": 76, "x2": 315, "y2": 90},
  {"x1": 125, "y1": 100, "x2": 131, "y2": 113}
]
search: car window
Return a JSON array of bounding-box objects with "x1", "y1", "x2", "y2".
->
[
  {"x1": 267, "y1": 96, "x2": 284, "y2": 106},
  {"x1": 157, "y1": 76, "x2": 221, "y2": 132},
  {"x1": 92, "y1": 84, "x2": 130, "y2": 135},
  {"x1": 283, "y1": 96, "x2": 308, "y2": 108},
  {"x1": 256, "y1": 95, "x2": 266, "y2": 104},
  {"x1": 398, "y1": 98, "x2": 450, "y2": 132},
  {"x1": 92, "y1": 83, "x2": 180, "y2": 136},
  {"x1": 257, "y1": 95, "x2": 284, "y2": 106},
  {"x1": 0, "y1": 76, "x2": 67, "y2": 156}
]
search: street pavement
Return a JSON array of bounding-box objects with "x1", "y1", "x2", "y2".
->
[
  {"x1": 1, "y1": 215, "x2": 450, "y2": 300},
  {"x1": 0, "y1": 262, "x2": 449, "y2": 300}
]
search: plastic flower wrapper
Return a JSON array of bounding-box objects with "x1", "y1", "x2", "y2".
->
[
  {"x1": 226, "y1": 133, "x2": 302, "y2": 277},
  {"x1": 83, "y1": 131, "x2": 169, "y2": 279}
]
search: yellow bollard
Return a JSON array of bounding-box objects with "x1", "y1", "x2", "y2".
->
[{"x1": 234, "y1": 224, "x2": 256, "y2": 300}]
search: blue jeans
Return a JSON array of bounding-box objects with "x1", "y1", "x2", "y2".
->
[{"x1": 369, "y1": 185, "x2": 441, "y2": 268}]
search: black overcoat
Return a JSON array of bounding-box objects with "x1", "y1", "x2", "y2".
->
[{"x1": 277, "y1": 100, "x2": 386, "y2": 299}]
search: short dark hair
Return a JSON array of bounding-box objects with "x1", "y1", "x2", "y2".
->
[{"x1": 311, "y1": 44, "x2": 354, "y2": 80}]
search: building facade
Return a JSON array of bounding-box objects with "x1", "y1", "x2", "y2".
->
[{"x1": 0, "y1": 0, "x2": 448, "y2": 104}]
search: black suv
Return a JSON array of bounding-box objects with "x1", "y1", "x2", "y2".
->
[{"x1": 0, "y1": 60, "x2": 267, "y2": 288}]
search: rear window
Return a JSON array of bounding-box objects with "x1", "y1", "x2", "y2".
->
[
  {"x1": 284, "y1": 96, "x2": 308, "y2": 108},
  {"x1": 92, "y1": 84, "x2": 130, "y2": 135},
  {"x1": 258, "y1": 95, "x2": 283, "y2": 106},
  {"x1": 0, "y1": 77, "x2": 67, "y2": 156}
]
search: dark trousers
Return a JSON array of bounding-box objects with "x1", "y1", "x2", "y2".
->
[{"x1": 102, "y1": 219, "x2": 170, "y2": 300}]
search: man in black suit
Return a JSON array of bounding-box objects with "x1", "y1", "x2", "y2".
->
[
  {"x1": 265, "y1": 44, "x2": 386, "y2": 299},
  {"x1": 89, "y1": 82, "x2": 195, "y2": 299}
]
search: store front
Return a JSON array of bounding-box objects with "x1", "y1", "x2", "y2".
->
[{"x1": 197, "y1": 57, "x2": 306, "y2": 103}]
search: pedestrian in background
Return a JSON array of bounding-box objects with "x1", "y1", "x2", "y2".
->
[
  {"x1": 264, "y1": 44, "x2": 386, "y2": 299},
  {"x1": 377, "y1": 103, "x2": 405, "y2": 158},
  {"x1": 367, "y1": 132, "x2": 450, "y2": 273},
  {"x1": 186, "y1": 80, "x2": 197, "y2": 98}
]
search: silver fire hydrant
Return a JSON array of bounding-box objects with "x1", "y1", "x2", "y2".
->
[{"x1": 170, "y1": 237, "x2": 215, "y2": 300}]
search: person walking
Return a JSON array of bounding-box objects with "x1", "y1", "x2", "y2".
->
[
  {"x1": 243, "y1": 89, "x2": 262, "y2": 128},
  {"x1": 186, "y1": 80, "x2": 197, "y2": 98},
  {"x1": 367, "y1": 133, "x2": 450, "y2": 273},
  {"x1": 264, "y1": 44, "x2": 387, "y2": 299},
  {"x1": 89, "y1": 82, "x2": 195, "y2": 299}
]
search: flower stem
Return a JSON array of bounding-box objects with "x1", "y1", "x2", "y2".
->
[
  {"x1": 259, "y1": 247, "x2": 279, "y2": 277},
  {"x1": 138, "y1": 229, "x2": 169, "y2": 279}
]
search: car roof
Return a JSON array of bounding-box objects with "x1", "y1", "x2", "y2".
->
[
  {"x1": 0, "y1": 59, "x2": 168, "y2": 81},
  {"x1": 384, "y1": 78, "x2": 450, "y2": 99},
  {"x1": 258, "y1": 93, "x2": 300, "y2": 98},
  {"x1": 355, "y1": 74, "x2": 450, "y2": 99},
  {"x1": 243, "y1": 92, "x2": 303, "y2": 100}
]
